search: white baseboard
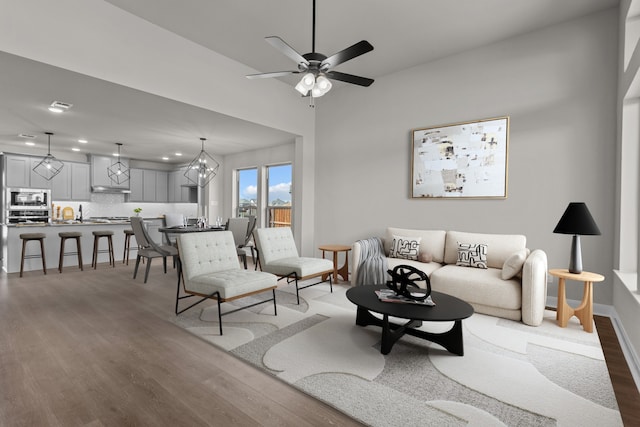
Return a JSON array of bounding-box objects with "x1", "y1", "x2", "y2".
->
[{"x1": 546, "y1": 296, "x2": 640, "y2": 392}]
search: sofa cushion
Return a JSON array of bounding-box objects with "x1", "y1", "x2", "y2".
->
[
  {"x1": 431, "y1": 264, "x2": 522, "y2": 310},
  {"x1": 444, "y1": 231, "x2": 526, "y2": 269},
  {"x1": 389, "y1": 235, "x2": 421, "y2": 260},
  {"x1": 501, "y1": 248, "x2": 529, "y2": 280},
  {"x1": 387, "y1": 257, "x2": 443, "y2": 279},
  {"x1": 385, "y1": 228, "x2": 446, "y2": 263},
  {"x1": 456, "y1": 242, "x2": 488, "y2": 269}
]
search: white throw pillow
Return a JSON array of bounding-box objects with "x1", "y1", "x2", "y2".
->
[
  {"x1": 501, "y1": 248, "x2": 529, "y2": 280},
  {"x1": 456, "y1": 242, "x2": 488, "y2": 269},
  {"x1": 390, "y1": 235, "x2": 421, "y2": 261}
]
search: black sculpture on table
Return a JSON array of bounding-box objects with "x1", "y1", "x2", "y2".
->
[{"x1": 386, "y1": 264, "x2": 431, "y2": 302}]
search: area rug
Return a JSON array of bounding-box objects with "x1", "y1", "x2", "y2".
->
[{"x1": 171, "y1": 282, "x2": 623, "y2": 426}]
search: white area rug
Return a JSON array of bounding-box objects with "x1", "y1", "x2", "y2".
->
[{"x1": 172, "y1": 282, "x2": 622, "y2": 426}]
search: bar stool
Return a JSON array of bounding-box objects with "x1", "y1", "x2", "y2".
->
[
  {"x1": 122, "y1": 229, "x2": 137, "y2": 265},
  {"x1": 92, "y1": 230, "x2": 115, "y2": 269},
  {"x1": 19, "y1": 233, "x2": 47, "y2": 277},
  {"x1": 58, "y1": 231, "x2": 83, "y2": 273}
]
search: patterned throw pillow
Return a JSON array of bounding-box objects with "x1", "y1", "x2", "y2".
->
[
  {"x1": 456, "y1": 242, "x2": 488, "y2": 269},
  {"x1": 390, "y1": 235, "x2": 421, "y2": 261}
]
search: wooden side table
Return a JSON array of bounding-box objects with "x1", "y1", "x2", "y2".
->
[
  {"x1": 549, "y1": 268, "x2": 605, "y2": 333},
  {"x1": 319, "y1": 244, "x2": 351, "y2": 283}
]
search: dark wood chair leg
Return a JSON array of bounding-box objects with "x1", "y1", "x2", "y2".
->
[{"x1": 40, "y1": 238, "x2": 46, "y2": 275}]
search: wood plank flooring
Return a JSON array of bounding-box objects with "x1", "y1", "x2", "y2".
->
[
  {"x1": 0, "y1": 262, "x2": 364, "y2": 427},
  {"x1": 1, "y1": 261, "x2": 638, "y2": 426}
]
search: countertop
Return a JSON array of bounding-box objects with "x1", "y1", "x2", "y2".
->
[{"x1": 4, "y1": 217, "x2": 164, "y2": 227}]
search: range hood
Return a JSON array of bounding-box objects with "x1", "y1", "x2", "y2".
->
[{"x1": 91, "y1": 186, "x2": 131, "y2": 194}]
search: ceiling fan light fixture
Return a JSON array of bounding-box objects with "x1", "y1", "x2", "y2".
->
[
  {"x1": 313, "y1": 75, "x2": 332, "y2": 97},
  {"x1": 295, "y1": 72, "x2": 315, "y2": 95}
]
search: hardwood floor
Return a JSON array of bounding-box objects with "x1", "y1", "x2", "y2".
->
[
  {"x1": 0, "y1": 262, "x2": 364, "y2": 426},
  {"x1": 595, "y1": 315, "x2": 640, "y2": 426},
  {"x1": 1, "y1": 261, "x2": 638, "y2": 426}
]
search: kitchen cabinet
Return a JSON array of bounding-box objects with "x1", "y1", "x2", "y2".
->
[
  {"x1": 50, "y1": 162, "x2": 91, "y2": 201},
  {"x1": 168, "y1": 168, "x2": 196, "y2": 202},
  {"x1": 91, "y1": 155, "x2": 129, "y2": 189},
  {"x1": 5, "y1": 155, "x2": 36, "y2": 188},
  {"x1": 71, "y1": 162, "x2": 91, "y2": 200},
  {"x1": 142, "y1": 170, "x2": 156, "y2": 202},
  {"x1": 50, "y1": 164, "x2": 70, "y2": 199},
  {"x1": 155, "y1": 171, "x2": 168, "y2": 202},
  {"x1": 129, "y1": 169, "x2": 143, "y2": 201},
  {"x1": 129, "y1": 168, "x2": 168, "y2": 202}
]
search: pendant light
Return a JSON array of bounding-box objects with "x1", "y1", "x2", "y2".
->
[
  {"x1": 184, "y1": 137, "x2": 219, "y2": 187},
  {"x1": 32, "y1": 132, "x2": 64, "y2": 180},
  {"x1": 107, "y1": 143, "x2": 130, "y2": 184}
]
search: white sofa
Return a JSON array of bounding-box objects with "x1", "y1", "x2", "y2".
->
[{"x1": 352, "y1": 227, "x2": 548, "y2": 326}]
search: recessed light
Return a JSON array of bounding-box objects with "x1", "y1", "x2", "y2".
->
[
  {"x1": 78, "y1": 139, "x2": 88, "y2": 143},
  {"x1": 175, "y1": 152, "x2": 182, "y2": 156},
  {"x1": 162, "y1": 156, "x2": 169, "y2": 161},
  {"x1": 72, "y1": 148, "x2": 80, "y2": 152},
  {"x1": 18, "y1": 133, "x2": 37, "y2": 139},
  {"x1": 25, "y1": 141, "x2": 35, "y2": 146}
]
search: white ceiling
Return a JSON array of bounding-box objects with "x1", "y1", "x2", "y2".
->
[{"x1": 0, "y1": 0, "x2": 618, "y2": 164}]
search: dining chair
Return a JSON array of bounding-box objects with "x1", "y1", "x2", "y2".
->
[
  {"x1": 226, "y1": 217, "x2": 250, "y2": 268},
  {"x1": 175, "y1": 231, "x2": 278, "y2": 335},
  {"x1": 130, "y1": 216, "x2": 179, "y2": 283},
  {"x1": 162, "y1": 213, "x2": 184, "y2": 245},
  {"x1": 254, "y1": 227, "x2": 333, "y2": 304},
  {"x1": 242, "y1": 215, "x2": 258, "y2": 265}
]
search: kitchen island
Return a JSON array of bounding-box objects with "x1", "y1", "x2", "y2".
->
[{"x1": 2, "y1": 218, "x2": 164, "y2": 274}]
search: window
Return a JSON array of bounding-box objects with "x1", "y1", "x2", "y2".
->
[
  {"x1": 266, "y1": 164, "x2": 292, "y2": 228},
  {"x1": 236, "y1": 168, "x2": 257, "y2": 218}
]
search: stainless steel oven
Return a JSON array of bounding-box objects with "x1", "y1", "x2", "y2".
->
[{"x1": 7, "y1": 188, "x2": 51, "y2": 224}]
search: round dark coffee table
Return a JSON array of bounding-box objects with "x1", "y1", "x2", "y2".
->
[{"x1": 346, "y1": 285, "x2": 474, "y2": 355}]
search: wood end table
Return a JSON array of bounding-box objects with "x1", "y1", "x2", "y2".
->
[
  {"x1": 319, "y1": 244, "x2": 351, "y2": 283},
  {"x1": 549, "y1": 268, "x2": 605, "y2": 333}
]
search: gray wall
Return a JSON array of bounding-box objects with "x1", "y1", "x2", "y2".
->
[{"x1": 315, "y1": 9, "x2": 618, "y2": 304}]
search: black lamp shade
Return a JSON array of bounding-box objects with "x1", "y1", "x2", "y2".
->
[{"x1": 553, "y1": 202, "x2": 601, "y2": 236}]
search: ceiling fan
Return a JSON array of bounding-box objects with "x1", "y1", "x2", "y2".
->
[{"x1": 246, "y1": 0, "x2": 374, "y2": 99}]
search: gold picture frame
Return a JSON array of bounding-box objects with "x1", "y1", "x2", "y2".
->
[{"x1": 411, "y1": 116, "x2": 509, "y2": 199}]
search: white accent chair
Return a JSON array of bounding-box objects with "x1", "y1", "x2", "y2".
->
[
  {"x1": 254, "y1": 227, "x2": 334, "y2": 304},
  {"x1": 176, "y1": 231, "x2": 278, "y2": 335}
]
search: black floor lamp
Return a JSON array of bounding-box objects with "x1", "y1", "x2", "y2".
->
[{"x1": 553, "y1": 202, "x2": 601, "y2": 274}]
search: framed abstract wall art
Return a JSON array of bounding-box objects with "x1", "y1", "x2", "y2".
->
[{"x1": 411, "y1": 116, "x2": 509, "y2": 199}]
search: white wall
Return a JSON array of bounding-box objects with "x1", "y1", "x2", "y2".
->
[{"x1": 315, "y1": 9, "x2": 619, "y2": 304}]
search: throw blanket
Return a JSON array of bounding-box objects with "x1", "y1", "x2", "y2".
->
[{"x1": 355, "y1": 237, "x2": 389, "y2": 285}]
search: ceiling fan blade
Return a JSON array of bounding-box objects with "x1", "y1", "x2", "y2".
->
[
  {"x1": 326, "y1": 71, "x2": 374, "y2": 87},
  {"x1": 246, "y1": 71, "x2": 300, "y2": 79},
  {"x1": 265, "y1": 36, "x2": 309, "y2": 65},
  {"x1": 321, "y1": 40, "x2": 374, "y2": 69}
]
